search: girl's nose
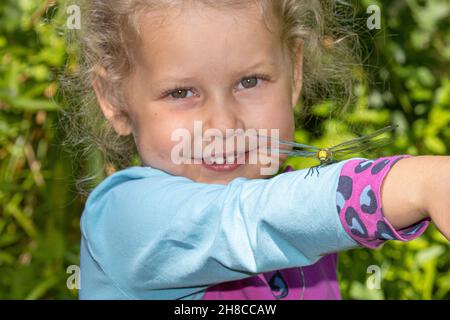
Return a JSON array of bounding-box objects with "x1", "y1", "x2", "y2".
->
[{"x1": 203, "y1": 97, "x2": 244, "y2": 135}]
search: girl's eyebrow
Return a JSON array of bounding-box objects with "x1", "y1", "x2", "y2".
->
[
  {"x1": 157, "y1": 76, "x2": 197, "y2": 85},
  {"x1": 156, "y1": 60, "x2": 277, "y2": 84},
  {"x1": 232, "y1": 60, "x2": 277, "y2": 77}
]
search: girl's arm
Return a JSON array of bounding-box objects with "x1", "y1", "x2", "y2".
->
[
  {"x1": 80, "y1": 155, "x2": 429, "y2": 299},
  {"x1": 336, "y1": 156, "x2": 431, "y2": 249},
  {"x1": 381, "y1": 155, "x2": 450, "y2": 240}
]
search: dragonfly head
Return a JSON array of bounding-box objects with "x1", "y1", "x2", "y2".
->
[{"x1": 317, "y1": 148, "x2": 331, "y2": 162}]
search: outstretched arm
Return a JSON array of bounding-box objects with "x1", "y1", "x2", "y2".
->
[
  {"x1": 80, "y1": 155, "x2": 434, "y2": 299},
  {"x1": 382, "y1": 155, "x2": 450, "y2": 240}
]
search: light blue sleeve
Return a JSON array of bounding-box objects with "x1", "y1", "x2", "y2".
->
[{"x1": 80, "y1": 159, "x2": 361, "y2": 299}]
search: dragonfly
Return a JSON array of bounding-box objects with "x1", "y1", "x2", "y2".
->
[{"x1": 263, "y1": 124, "x2": 398, "y2": 179}]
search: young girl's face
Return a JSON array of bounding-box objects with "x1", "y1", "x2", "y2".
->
[{"x1": 98, "y1": 2, "x2": 303, "y2": 184}]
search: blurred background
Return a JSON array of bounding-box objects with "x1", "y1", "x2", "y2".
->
[{"x1": 0, "y1": 0, "x2": 449, "y2": 299}]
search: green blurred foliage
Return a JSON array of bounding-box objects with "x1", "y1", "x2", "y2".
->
[
  {"x1": 0, "y1": 0, "x2": 81, "y2": 299},
  {"x1": 0, "y1": 0, "x2": 449, "y2": 299},
  {"x1": 286, "y1": 0, "x2": 450, "y2": 300}
]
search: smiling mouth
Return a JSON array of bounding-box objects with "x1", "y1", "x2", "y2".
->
[
  {"x1": 200, "y1": 151, "x2": 250, "y2": 172},
  {"x1": 188, "y1": 150, "x2": 252, "y2": 170},
  {"x1": 202, "y1": 151, "x2": 247, "y2": 164}
]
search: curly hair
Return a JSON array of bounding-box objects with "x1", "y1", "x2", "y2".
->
[{"x1": 60, "y1": 0, "x2": 364, "y2": 195}]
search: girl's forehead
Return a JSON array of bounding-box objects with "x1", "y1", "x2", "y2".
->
[
  {"x1": 134, "y1": 3, "x2": 283, "y2": 64},
  {"x1": 136, "y1": 1, "x2": 279, "y2": 44}
]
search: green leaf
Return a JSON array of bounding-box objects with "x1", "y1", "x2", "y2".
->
[
  {"x1": 424, "y1": 136, "x2": 447, "y2": 154},
  {"x1": 5, "y1": 97, "x2": 59, "y2": 111},
  {"x1": 415, "y1": 245, "x2": 446, "y2": 267}
]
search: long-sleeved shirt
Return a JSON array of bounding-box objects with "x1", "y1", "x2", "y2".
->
[{"x1": 79, "y1": 155, "x2": 429, "y2": 299}]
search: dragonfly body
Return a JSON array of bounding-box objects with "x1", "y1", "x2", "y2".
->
[{"x1": 305, "y1": 149, "x2": 338, "y2": 178}]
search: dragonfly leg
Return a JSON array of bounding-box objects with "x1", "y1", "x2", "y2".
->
[
  {"x1": 315, "y1": 166, "x2": 320, "y2": 176},
  {"x1": 304, "y1": 164, "x2": 321, "y2": 179},
  {"x1": 304, "y1": 167, "x2": 313, "y2": 179},
  {"x1": 303, "y1": 160, "x2": 339, "y2": 179}
]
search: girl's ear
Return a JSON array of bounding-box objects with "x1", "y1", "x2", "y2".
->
[
  {"x1": 92, "y1": 67, "x2": 133, "y2": 136},
  {"x1": 291, "y1": 40, "x2": 304, "y2": 108}
]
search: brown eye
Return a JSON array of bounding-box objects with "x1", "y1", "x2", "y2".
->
[
  {"x1": 240, "y1": 77, "x2": 259, "y2": 89},
  {"x1": 171, "y1": 89, "x2": 188, "y2": 99},
  {"x1": 167, "y1": 88, "x2": 196, "y2": 99}
]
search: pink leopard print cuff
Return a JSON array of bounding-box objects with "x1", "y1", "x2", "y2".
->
[{"x1": 336, "y1": 155, "x2": 430, "y2": 249}]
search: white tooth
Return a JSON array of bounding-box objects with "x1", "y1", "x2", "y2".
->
[
  {"x1": 226, "y1": 155, "x2": 235, "y2": 164},
  {"x1": 215, "y1": 157, "x2": 224, "y2": 164}
]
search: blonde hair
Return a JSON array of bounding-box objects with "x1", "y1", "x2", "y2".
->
[{"x1": 60, "y1": 0, "x2": 364, "y2": 195}]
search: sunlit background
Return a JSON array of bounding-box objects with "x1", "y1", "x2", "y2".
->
[{"x1": 0, "y1": 0, "x2": 449, "y2": 299}]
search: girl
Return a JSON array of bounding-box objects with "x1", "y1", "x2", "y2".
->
[{"x1": 65, "y1": 0, "x2": 450, "y2": 299}]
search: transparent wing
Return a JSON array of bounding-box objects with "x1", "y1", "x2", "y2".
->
[
  {"x1": 278, "y1": 149, "x2": 318, "y2": 158},
  {"x1": 331, "y1": 137, "x2": 394, "y2": 157},
  {"x1": 328, "y1": 125, "x2": 398, "y2": 150},
  {"x1": 280, "y1": 136, "x2": 394, "y2": 160},
  {"x1": 257, "y1": 134, "x2": 320, "y2": 151},
  {"x1": 259, "y1": 124, "x2": 396, "y2": 160}
]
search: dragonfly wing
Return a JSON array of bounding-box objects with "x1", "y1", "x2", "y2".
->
[
  {"x1": 328, "y1": 125, "x2": 397, "y2": 150},
  {"x1": 331, "y1": 137, "x2": 394, "y2": 157},
  {"x1": 280, "y1": 150, "x2": 318, "y2": 158},
  {"x1": 257, "y1": 134, "x2": 320, "y2": 151},
  {"x1": 277, "y1": 140, "x2": 319, "y2": 151}
]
